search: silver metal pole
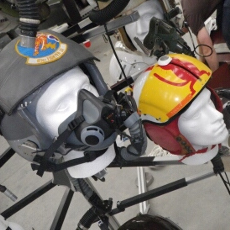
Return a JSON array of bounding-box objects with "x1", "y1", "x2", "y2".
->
[
  {"x1": 186, "y1": 171, "x2": 216, "y2": 185},
  {"x1": 137, "y1": 167, "x2": 150, "y2": 214}
]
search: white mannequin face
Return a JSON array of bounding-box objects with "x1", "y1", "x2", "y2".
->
[
  {"x1": 125, "y1": 0, "x2": 164, "y2": 52},
  {"x1": 178, "y1": 88, "x2": 228, "y2": 149},
  {"x1": 33, "y1": 66, "x2": 98, "y2": 138}
]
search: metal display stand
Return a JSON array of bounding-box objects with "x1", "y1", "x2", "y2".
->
[
  {"x1": 136, "y1": 167, "x2": 151, "y2": 214},
  {"x1": 0, "y1": 147, "x2": 223, "y2": 230},
  {"x1": 1, "y1": 1, "x2": 229, "y2": 229}
]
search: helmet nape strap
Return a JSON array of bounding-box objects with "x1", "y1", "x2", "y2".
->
[
  {"x1": 179, "y1": 144, "x2": 219, "y2": 162},
  {"x1": 31, "y1": 149, "x2": 107, "y2": 173}
]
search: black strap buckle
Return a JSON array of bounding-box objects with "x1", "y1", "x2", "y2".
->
[
  {"x1": 68, "y1": 115, "x2": 85, "y2": 131},
  {"x1": 84, "y1": 151, "x2": 98, "y2": 162}
]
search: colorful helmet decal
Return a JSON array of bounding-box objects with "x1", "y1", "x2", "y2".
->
[{"x1": 15, "y1": 32, "x2": 67, "y2": 65}]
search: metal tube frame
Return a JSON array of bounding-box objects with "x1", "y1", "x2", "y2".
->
[
  {"x1": 0, "y1": 148, "x2": 220, "y2": 230},
  {"x1": 0, "y1": 1, "x2": 225, "y2": 228}
]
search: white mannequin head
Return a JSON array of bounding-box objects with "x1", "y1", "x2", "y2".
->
[
  {"x1": 26, "y1": 66, "x2": 115, "y2": 178},
  {"x1": 178, "y1": 88, "x2": 228, "y2": 164},
  {"x1": 133, "y1": 54, "x2": 228, "y2": 165},
  {"x1": 124, "y1": 0, "x2": 164, "y2": 52},
  {"x1": 178, "y1": 88, "x2": 227, "y2": 148}
]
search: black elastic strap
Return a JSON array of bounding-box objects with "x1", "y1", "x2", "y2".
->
[
  {"x1": 32, "y1": 149, "x2": 106, "y2": 172},
  {"x1": 36, "y1": 115, "x2": 85, "y2": 177},
  {"x1": 0, "y1": 107, "x2": 5, "y2": 135},
  {"x1": 53, "y1": 149, "x2": 106, "y2": 172}
]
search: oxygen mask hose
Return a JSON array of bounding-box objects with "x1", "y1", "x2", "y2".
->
[
  {"x1": 17, "y1": 0, "x2": 40, "y2": 48},
  {"x1": 120, "y1": 112, "x2": 147, "y2": 161}
]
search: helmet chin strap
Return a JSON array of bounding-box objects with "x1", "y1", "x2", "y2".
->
[{"x1": 179, "y1": 144, "x2": 220, "y2": 162}]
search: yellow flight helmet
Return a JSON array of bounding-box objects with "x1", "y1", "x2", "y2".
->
[{"x1": 133, "y1": 54, "x2": 212, "y2": 123}]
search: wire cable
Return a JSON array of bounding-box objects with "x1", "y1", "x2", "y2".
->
[
  {"x1": 194, "y1": 44, "x2": 213, "y2": 58},
  {"x1": 104, "y1": 23, "x2": 132, "y2": 88},
  {"x1": 186, "y1": 24, "x2": 213, "y2": 58}
]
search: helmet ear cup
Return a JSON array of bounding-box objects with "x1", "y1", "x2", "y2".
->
[
  {"x1": 144, "y1": 122, "x2": 182, "y2": 155},
  {"x1": 143, "y1": 117, "x2": 195, "y2": 155}
]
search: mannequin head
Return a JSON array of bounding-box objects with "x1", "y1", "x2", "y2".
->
[
  {"x1": 177, "y1": 87, "x2": 228, "y2": 164},
  {"x1": 4, "y1": 66, "x2": 116, "y2": 178},
  {"x1": 28, "y1": 66, "x2": 98, "y2": 139},
  {"x1": 133, "y1": 54, "x2": 228, "y2": 165},
  {"x1": 108, "y1": 0, "x2": 164, "y2": 84},
  {"x1": 178, "y1": 88, "x2": 227, "y2": 148},
  {"x1": 31, "y1": 67, "x2": 116, "y2": 178},
  {"x1": 124, "y1": 0, "x2": 164, "y2": 52}
]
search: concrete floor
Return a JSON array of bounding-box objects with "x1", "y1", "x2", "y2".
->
[{"x1": 1, "y1": 31, "x2": 230, "y2": 230}]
